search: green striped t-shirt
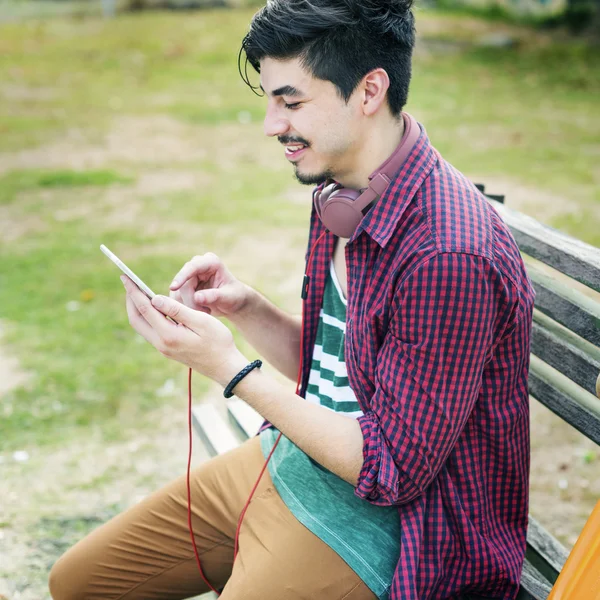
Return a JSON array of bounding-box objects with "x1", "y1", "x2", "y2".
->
[{"x1": 260, "y1": 261, "x2": 400, "y2": 599}]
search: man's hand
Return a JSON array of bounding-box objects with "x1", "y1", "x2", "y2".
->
[
  {"x1": 122, "y1": 275, "x2": 248, "y2": 387},
  {"x1": 167, "y1": 252, "x2": 301, "y2": 383},
  {"x1": 169, "y1": 253, "x2": 253, "y2": 319}
]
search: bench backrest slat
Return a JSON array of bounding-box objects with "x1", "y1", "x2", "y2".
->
[
  {"x1": 531, "y1": 311, "x2": 600, "y2": 397},
  {"x1": 527, "y1": 261, "x2": 600, "y2": 347},
  {"x1": 489, "y1": 200, "x2": 600, "y2": 293},
  {"x1": 529, "y1": 355, "x2": 600, "y2": 445},
  {"x1": 519, "y1": 560, "x2": 553, "y2": 600},
  {"x1": 526, "y1": 517, "x2": 569, "y2": 580}
]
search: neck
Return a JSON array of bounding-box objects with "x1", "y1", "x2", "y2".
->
[{"x1": 335, "y1": 114, "x2": 405, "y2": 190}]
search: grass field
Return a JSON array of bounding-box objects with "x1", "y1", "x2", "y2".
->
[{"x1": 0, "y1": 7, "x2": 599, "y2": 599}]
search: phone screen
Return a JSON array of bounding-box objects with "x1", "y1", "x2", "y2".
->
[{"x1": 100, "y1": 244, "x2": 156, "y2": 299}]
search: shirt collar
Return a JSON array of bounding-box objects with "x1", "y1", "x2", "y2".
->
[{"x1": 350, "y1": 119, "x2": 438, "y2": 249}]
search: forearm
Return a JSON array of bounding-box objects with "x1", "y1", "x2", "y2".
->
[
  {"x1": 232, "y1": 366, "x2": 365, "y2": 486},
  {"x1": 229, "y1": 286, "x2": 302, "y2": 382}
]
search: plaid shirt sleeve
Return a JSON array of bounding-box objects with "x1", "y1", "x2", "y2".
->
[{"x1": 355, "y1": 251, "x2": 516, "y2": 506}]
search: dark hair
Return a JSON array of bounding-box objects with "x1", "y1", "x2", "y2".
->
[{"x1": 239, "y1": 0, "x2": 415, "y2": 117}]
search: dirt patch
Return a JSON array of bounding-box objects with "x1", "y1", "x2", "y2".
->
[
  {"x1": 198, "y1": 122, "x2": 285, "y2": 172},
  {"x1": 122, "y1": 224, "x2": 309, "y2": 305},
  {"x1": 465, "y1": 175, "x2": 580, "y2": 222},
  {"x1": 0, "y1": 114, "x2": 286, "y2": 245},
  {"x1": 0, "y1": 395, "x2": 216, "y2": 600},
  {"x1": 454, "y1": 125, "x2": 526, "y2": 153},
  {"x1": 0, "y1": 206, "x2": 47, "y2": 244},
  {"x1": 219, "y1": 229, "x2": 306, "y2": 308},
  {"x1": 0, "y1": 116, "x2": 282, "y2": 177},
  {"x1": 0, "y1": 172, "x2": 218, "y2": 244},
  {"x1": 0, "y1": 116, "x2": 208, "y2": 175},
  {"x1": 134, "y1": 169, "x2": 202, "y2": 196},
  {"x1": 529, "y1": 399, "x2": 600, "y2": 548},
  {"x1": 0, "y1": 84, "x2": 57, "y2": 103},
  {"x1": 0, "y1": 323, "x2": 30, "y2": 397},
  {"x1": 283, "y1": 186, "x2": 312, "y2": 206}
]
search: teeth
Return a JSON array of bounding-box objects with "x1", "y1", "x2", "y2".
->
[{"x1": 285, "y1": 145, "x2": 305, "y2": 154}]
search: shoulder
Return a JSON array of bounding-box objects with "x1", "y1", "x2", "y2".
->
[
  {"x1": 411, "y1": 156, "x2": 531, "y2": 292},
  {"x1": 383, "y1": 157, "x2": 535, "y2": 316},
  {"x1": 416, "y1": 157, "x2": 493, "y2": 257}
]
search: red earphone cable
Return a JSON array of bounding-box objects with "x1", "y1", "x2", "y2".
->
[
  {"x1": 186, "y1": 367, "x2": 219, "y2": 594},
  {"x1": 186, "y1": 229, "x2": 329, "y2": 594}
]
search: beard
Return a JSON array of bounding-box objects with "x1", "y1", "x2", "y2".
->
[
  {"x1": 293, "y1": 164, "x2": 334, "y2": 186},
  {"x1": 279, "y1": 134, "x2": 335, "y2": 186}
]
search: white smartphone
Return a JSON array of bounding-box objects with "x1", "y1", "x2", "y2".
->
[{"x1": 100, "y1": 244, "x2": 156, "y2": 299}]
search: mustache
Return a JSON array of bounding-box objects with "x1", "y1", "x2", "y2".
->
[{"x1": 278, "y1": 135, "x2": 310, "y2": 146}]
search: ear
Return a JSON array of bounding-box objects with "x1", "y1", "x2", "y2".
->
[{"x1": 360, "y1": 68, "x2": 391, "y2": 117}]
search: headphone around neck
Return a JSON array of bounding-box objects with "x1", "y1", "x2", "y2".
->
[{"x1": 313, "y1": 112, "x2": 420, "y2": 239}]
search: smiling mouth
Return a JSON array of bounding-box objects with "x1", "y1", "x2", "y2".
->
[{"x1": 284, "y1": 144, "x2": 308, "y2": 160}]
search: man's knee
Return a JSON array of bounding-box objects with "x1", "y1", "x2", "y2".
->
[{"x1": 48, "y1": 553, "x2": 81, "y2": 600}]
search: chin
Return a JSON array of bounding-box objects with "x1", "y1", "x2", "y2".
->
[{"x1": 294, "y1": 165, "x2": 334, "y2": 186}]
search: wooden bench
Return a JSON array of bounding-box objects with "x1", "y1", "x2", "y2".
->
[{"x1": 193, "y1": 185, "x2": 600, "y2": 600}]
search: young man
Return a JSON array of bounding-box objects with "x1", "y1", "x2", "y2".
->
[{"x1": 49, "y1": 1, "x2": 535, "y2": 599}]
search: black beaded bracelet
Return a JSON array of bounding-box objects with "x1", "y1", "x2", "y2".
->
[{"x1": 223, "y1": 360, "x2": 263, "y2": 398}]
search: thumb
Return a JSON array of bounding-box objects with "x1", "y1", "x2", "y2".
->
[{"x1": 152, "y1": 295, "x2": 198, "y2": 325}]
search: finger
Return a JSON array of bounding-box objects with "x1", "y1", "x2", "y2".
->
[
  {"x1": 169, "y1": 253, "x2": 220, "y2": 291},
  {"x1": 125, "y1": 292, "x2": 161, "y2": 346},
  {"x1": 169, "y1": 288, "x2": 183, "y2": 303},
  {"x1": 151, "y1": 295, "x2": 206, "y2": 332},
  {"x1": 179, "y1": 278, "x2": 200, "y2": 308},
  {"x1": 170, "y1": 285, "x2": 209, "y2": 314},
  {"x1": 123, "y1": 276, "x2": 175, "y2": 338},
  {"x1": 194, "y1": 288, "x2": 221, "y2": 306}
]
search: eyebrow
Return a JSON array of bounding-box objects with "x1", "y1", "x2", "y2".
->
[{"x1": 260, "y1": 84, "x2": 305, "y2": 98}]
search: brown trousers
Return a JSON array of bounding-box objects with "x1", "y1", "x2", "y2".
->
[{"x1": 48, "y1": 436, "x2": 378, "y2": 600}]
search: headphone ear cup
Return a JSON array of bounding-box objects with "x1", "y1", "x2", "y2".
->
[
  {"x1": 313, "y1": 187, "x2": 324, "y2": 221},
  {"x1": 320, "y1": 187, "x2": 363, "y2": 238},
  {"x1": 313, "y1": 181, "x2": 339, "y2": 222}
]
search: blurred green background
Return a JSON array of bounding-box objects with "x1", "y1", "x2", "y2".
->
[{"x1": 0, "y1": 1, "x2": 598, "y2": 597}]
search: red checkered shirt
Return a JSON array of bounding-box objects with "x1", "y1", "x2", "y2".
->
[{"x1": 259, "y1": 121, "x2": 535, "y2": 599}]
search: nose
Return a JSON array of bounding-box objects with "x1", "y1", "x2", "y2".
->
[{"x1": 263, "y1": 103, "x2": 290, "y2": 138}]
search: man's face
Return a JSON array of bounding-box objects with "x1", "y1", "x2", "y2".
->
[{"x1": 260, "y1": 57, "x2": 361, "y2": 186}]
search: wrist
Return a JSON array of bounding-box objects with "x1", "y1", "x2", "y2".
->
[
  {"x1": 226, "y1": 360, "x2": 266, "y2": 403},
  {"x1": 213, "y1": 350, "x2": 248, "y2": 389},
  {"x1": 223, "y1": 359, "x2": 263, "y2": 398}
]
